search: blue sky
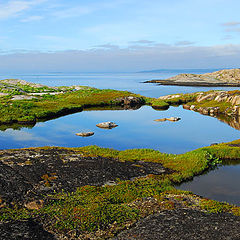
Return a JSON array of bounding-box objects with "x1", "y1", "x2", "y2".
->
[{"x1": 0, "y1": 0, "x2": 240, "y2": 71}]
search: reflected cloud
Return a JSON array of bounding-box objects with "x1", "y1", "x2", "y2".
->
[{"x1": 2, "y1": 129, "x2": 51, "y2": 142}]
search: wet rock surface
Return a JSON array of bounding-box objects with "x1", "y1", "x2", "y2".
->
[
  {"x1": 0, "y1": 148, "x2": 168, "y2": 205},
  {"x1": 113, "y1": 208, "x2": 240, "y2": 240},
  {"x1": 0, "y1": 219, "x2": 56, "y2": 240}
]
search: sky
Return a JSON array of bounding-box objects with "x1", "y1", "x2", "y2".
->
[{"x1": 0, "y1": 0, "x2": 240, "y2": 72}]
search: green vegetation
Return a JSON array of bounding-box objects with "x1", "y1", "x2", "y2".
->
[
  {"x1": 1, "y1": 141, "x2": 240, "y2": 238},
  {"x1": 0, "y1": 79, "x2": 199, "y2": 125},
  {"x1": 151, "y1": 99, "x2": 170, "y2": 109},
  {"x1": 1, "y1": 80, "x2": 240, "y2": 238},
  {"x1": 0, "y1": 85, "x2": 146, "y2": 124}
]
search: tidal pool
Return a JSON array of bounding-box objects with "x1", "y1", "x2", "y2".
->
[
  {"x1": 1, "y1": 105, "x2": 239, "y2": 205},
  {"x1": 177, "y1": 161, "x2": 240, "y2": 206},
  {"x1": 0, "y1": 105, "x2": 239, "y2": 153}
]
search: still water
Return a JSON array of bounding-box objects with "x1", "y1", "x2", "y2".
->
[
  {"x1": 177, "y1": 162, "x2": 240, "y2": 206},
  {"x1": 0, "y1": 70, "x2": 240, "y2": 205}
]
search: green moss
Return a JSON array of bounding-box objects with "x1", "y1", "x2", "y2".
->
[
  {"x1": 150, "y1": 99, "x2": 169, "y2": 109},
  {"x1": 0, "y1": 87, "x2": 147, "y2": 124},
  {"x1": 1, "y1": 141, "x2": 240, "y2": 237}
]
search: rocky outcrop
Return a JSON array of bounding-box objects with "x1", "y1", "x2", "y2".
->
[
  {"x1": 116, "y1": 96, "x2": 145, "y2": 107},
  {"x1": 113, "y1": 208, "x2": 240, "y2": 240},
  {"x1": 182, "y1": 90, "x2": 240, "y2": 117},
  {"x1": 0, "y1": 148, "x2": 168, "y2": 206},
  {"x1": 145, "y1": 69, "x2": 240, "y2": 86}
]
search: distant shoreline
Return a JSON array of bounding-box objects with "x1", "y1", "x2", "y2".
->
[
  {"x1": 144, "y1": 79, "x2": 240, "y2": 87},
  {"x1": 144, "y1": 68, "x2": 240, "y2": 87}
]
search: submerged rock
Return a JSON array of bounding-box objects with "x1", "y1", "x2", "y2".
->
[
  {"x1": 76, "y1": 132, "x2": 94, "y2": 137},
  {"x1": 96, "y1": 121, "x2": 118, "y2": 129}
]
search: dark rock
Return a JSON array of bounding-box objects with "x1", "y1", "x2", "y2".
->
[
  {"x1": 112, "y1": 208, "x2": 240, "y2": 240},
  {"x1": 0, "y1": 148, "x2": 169, "y2": 205},
  {"x1": 0, "y1": 219, "x2": 56, "y2": 240}
]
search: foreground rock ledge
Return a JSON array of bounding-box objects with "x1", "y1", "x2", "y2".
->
[
  {"x1": 113, "y1": 208, "x2": 240, "y2": 240},
  {"x1": 0, "y1": 147, "x2": 168, "y2": 205}
]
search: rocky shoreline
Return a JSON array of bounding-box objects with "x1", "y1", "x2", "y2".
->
[
  {"x1": 1, "y1": 79, "x2": 240, "y2": 239},
  {"x1": 0, "y1": 143, "x2": 240, "y2": 239},
  {"x1": 145, "y1": 68, "x2": 240, "y2": 86}
]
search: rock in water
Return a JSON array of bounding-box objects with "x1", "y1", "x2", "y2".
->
[
  {"x1": 96, "y1": 122, "x2": 118, "y2": 129},
  {"x1": 154, "y1": 118, "x2": 167, "y2": 122},
  {"x1": 76, "y1": 132, "x2": 94, "y2": 137},
  {"x1": 166, "y1": 117, "x2": 181, "y2": 122},
  {"x1": 154, "y1": 117, "x2": 181, "y2": 122}
]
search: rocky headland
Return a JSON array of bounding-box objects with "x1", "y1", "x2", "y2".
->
[{"x1": 145, "y1": 68, "x2": 240, "y2": 86}]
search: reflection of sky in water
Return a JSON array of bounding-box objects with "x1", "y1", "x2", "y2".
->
[
  {"x1": 0, "y1": 106, "x2": 239, "y2": 153},
  {"x1": 177, "y1": 164, "x2": 240, "y2": 206}
]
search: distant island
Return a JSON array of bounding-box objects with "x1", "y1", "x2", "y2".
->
[{"x1": 145, "y1": 68, "x2": 240, "y2": 86}]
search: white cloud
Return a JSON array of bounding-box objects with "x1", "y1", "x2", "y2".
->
[
  {"x1": 93, "y1": 44, "x2": 120, "y2": 50},
  {"x1": 225, "y1": 28, "x2": 240, "y2": 33},
  {"x1": 129, "y1": 40, "x2": 155, "y2": 45},
  {"x1": 3, "y1": 129, "x2": 50, "y2": 142},
  {"x1": 0, "y1": 43, "x2": 240, "y2": 72},
  {"x1": 21, "y1": 15, "x2": 43, "y2": 22},
  {"x1": 0, "y1": 0, "x2": 47, "y2": 20},
  {"x1": 175, "y1": 41, "x2": 195, "y2": 46},
  {"x1": 222, "y1": 21, "x2": 240, "y2": 27}
]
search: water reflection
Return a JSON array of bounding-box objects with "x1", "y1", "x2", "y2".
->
[
  {"x1": 217, "y1": 115, "x2": 240, "y2": 131},
  {"x1": 0, "y1": 106, "x2": 239, "y2": 154},
  {"x1": 177, "y1": 160, "x2": 240, "y2": 206}
]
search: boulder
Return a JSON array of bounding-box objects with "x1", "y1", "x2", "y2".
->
[
  {"x1": 96, "y1": 122, "x2": 118, "y2": 129},
  {"x1": 117, "y1": 96, "x2": 144, "y2": 106},
  {"x1": 76, "y1": 132, "x2": 94, "y2": 137},
  {"x1": 158, "y1": 94, "x2": 181, "y2": 100}
]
